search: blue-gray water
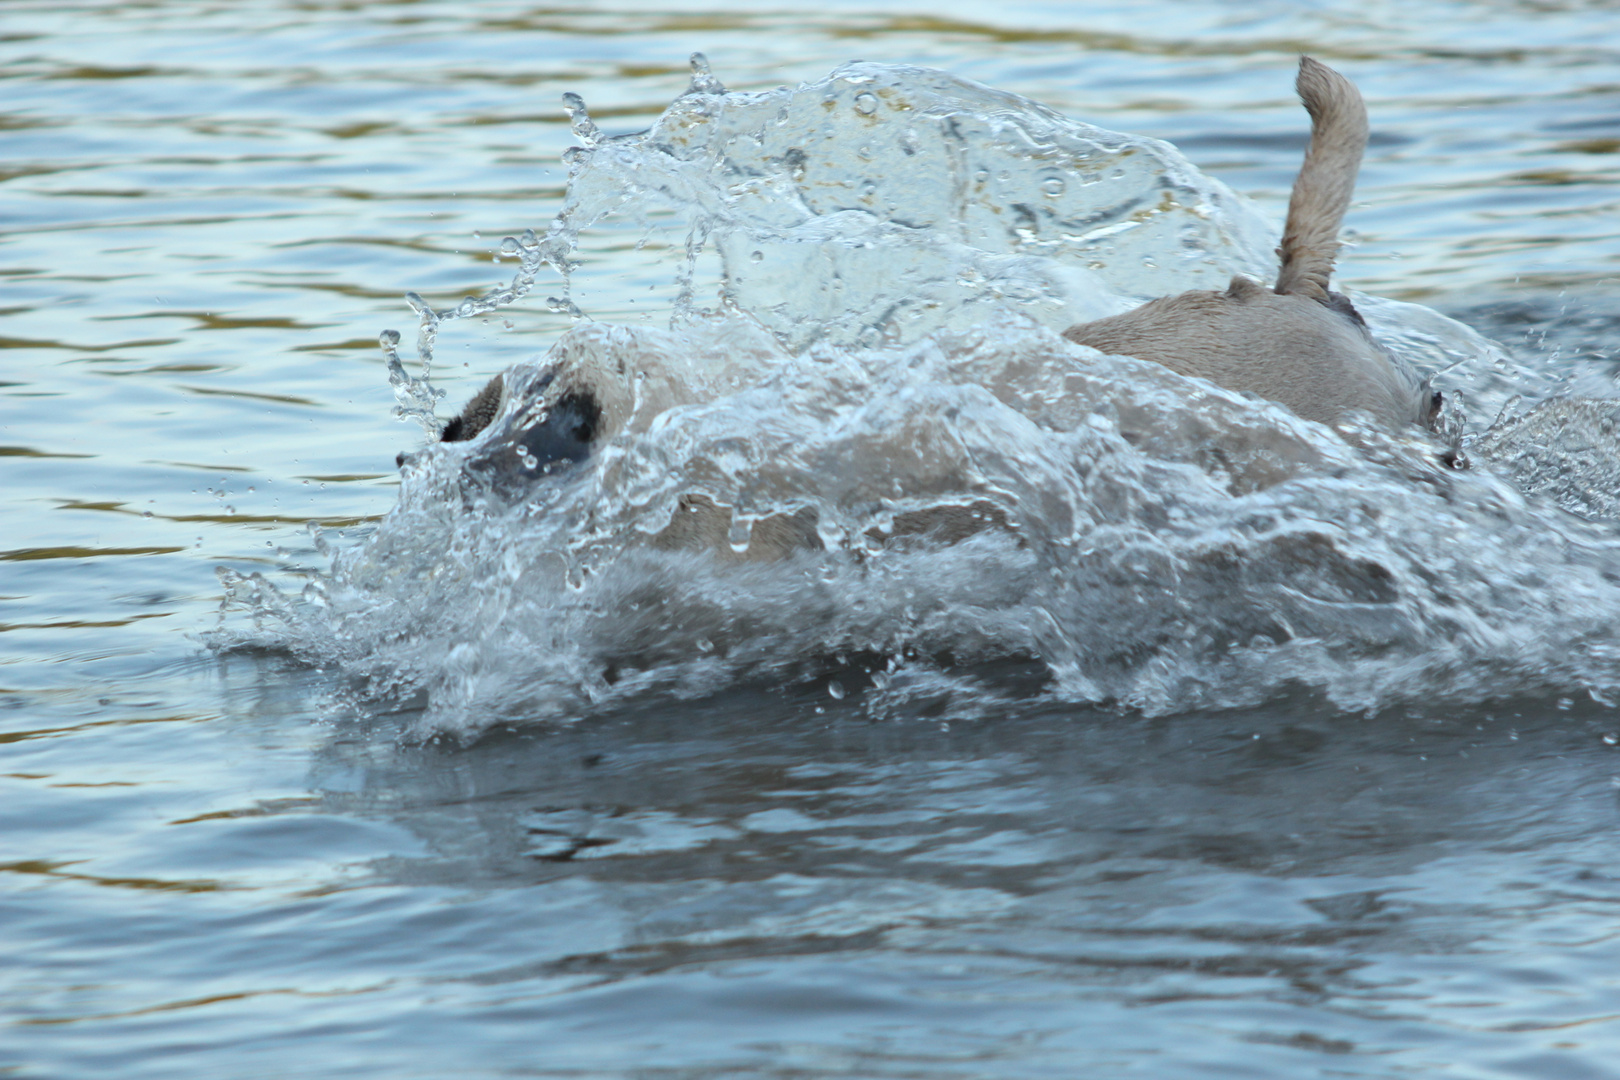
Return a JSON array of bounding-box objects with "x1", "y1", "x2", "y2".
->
[{"x1": 6, "y1": 2, "x2": 1620, "y2": 1077}]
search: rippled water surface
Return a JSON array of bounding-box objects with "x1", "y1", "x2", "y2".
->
[{"x1": 6, "y1": 2, "x2": 1620, "y2": 1077}]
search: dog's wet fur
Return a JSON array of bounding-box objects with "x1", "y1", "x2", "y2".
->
[
  {"x1": 1064, "y1": 57, "x2": 1439, "y2": 432},
  {"x1": 407, "y1": 57, "x2": 1443, "y2": 558}
]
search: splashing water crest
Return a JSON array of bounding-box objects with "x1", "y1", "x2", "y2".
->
[{"x1": 213, "y1": 60, "x2": 1620, "y2": 739}]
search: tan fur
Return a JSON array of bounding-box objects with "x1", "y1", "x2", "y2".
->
[
  {"x1": 865, "y1": 501, "x2": 1016, "y2": 548},
  {"x1": 1063, "y1": 58, "x2": 1435, "y2": 431},
  {"x1": 651, "y1": 493, "x2": 824, "y2": 561}
]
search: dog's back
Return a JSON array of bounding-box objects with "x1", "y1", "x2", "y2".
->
[{"x1": 1064, "y1": 58, "x2": 1436, "y2": 431}]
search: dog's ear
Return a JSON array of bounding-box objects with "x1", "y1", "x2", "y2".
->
[{"x1": 1224, "y1": 275, "x2": 1266, "y2": 301}]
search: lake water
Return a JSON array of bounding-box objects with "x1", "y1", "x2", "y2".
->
[{"x1": 6, "y1": 1, "x2": 1620, "y2": 1077}]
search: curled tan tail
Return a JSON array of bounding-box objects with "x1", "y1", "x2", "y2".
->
[{"x1": 1274, "y1": 57, "x2": 1368, "y2": 301}]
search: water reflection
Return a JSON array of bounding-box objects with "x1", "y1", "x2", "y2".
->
[{"x1": 263, "y1": 666, "x2": 1620, "y2": 1074}]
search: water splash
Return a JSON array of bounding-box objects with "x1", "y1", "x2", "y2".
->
[
  {"x1": 220, "y1": 62, "x2": 1620, "y2": 738},
  {"x1": 1474, "y1": 397, "x2": 1620, "y2": 520},
  {"x1": 378, "y1": 58, "x2": 1283, "y2": 420},
  {"x1": 685, "y1": 52, "x2": 727, "y2": 96}
]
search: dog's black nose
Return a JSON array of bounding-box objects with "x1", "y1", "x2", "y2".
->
[
  {"x1": 515, "y1": 391, "x2": 600, "y2": 470},
  {"x1": 457, "y1": 390, "x2": 604, "y2": 499}
]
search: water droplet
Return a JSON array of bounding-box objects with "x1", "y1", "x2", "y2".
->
[
  {"x1": 688, "y1": 52, "x2": 727, "y2": 95},
  {"x1": 695, "y1": 637, "x2": 713, "y2": 653},
  {"x1": 561, "y1": 91, "x2": 600, "y2": 145},
  {"x1": 499, "y1": 236, "x2": 521, "y2": 255},
  {"x1": 749, "y1": 250, "x2": 764, "y2": 263},
  {"x1": 827, "y1": 680, "x2": 845, "y2": 700},
  {"x1": 854, "y1": 92, "x2": 878, "y2": 115},
  {"x1": 1604, "y1": 733, "x2": 1618, "y2": 746},
  {"x1": 1041, "y1": 177, "x2": 1065, "y2": 196}
]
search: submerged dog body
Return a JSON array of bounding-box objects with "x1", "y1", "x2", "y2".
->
[
  {"x1": 1063, "y1": 58, "x2": 1438, "y2": 431},
  {"x1": 412, "y1": 58, "x2": 1439, "y2": 561}
]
